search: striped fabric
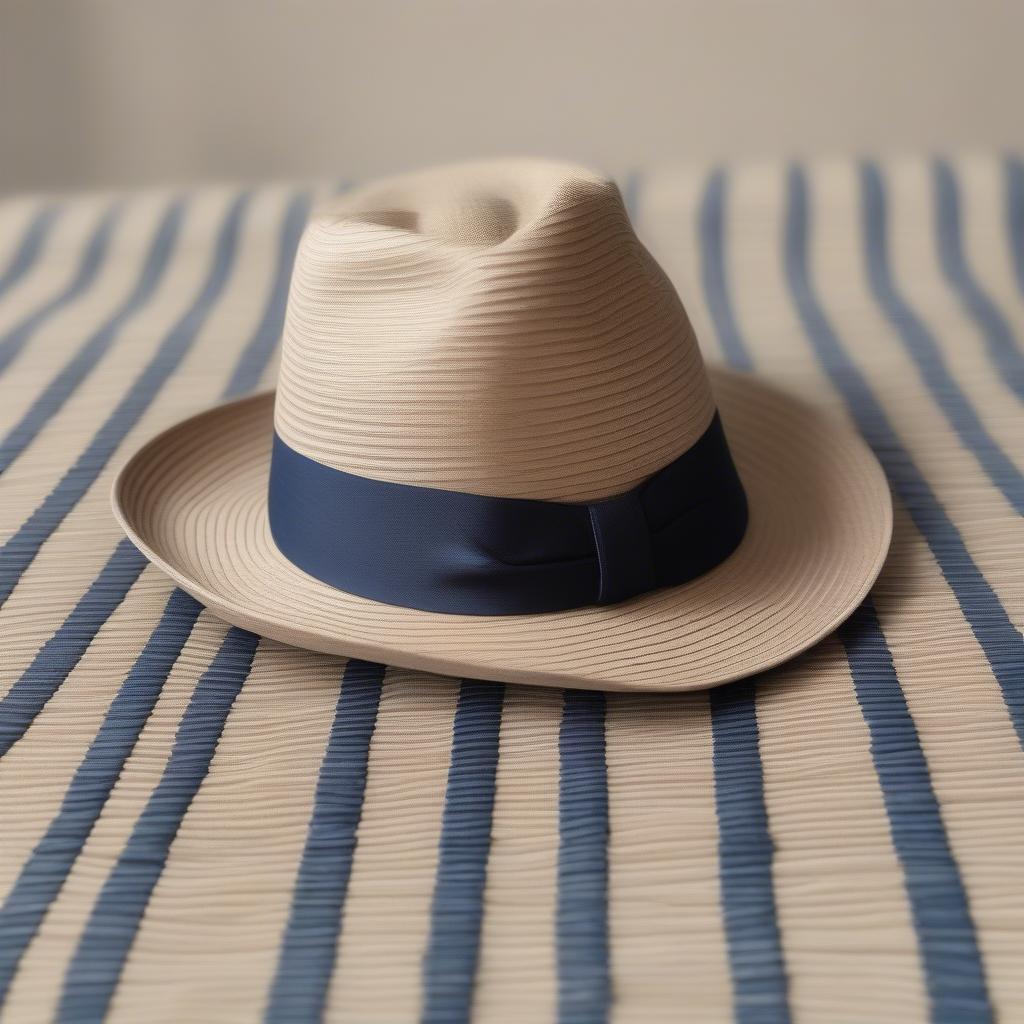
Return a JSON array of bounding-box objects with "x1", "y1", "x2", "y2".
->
[{"x1": 0, "y1": 156, "x2": 1020, "y2": 1023}]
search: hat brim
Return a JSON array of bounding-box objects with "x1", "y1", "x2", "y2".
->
[{"x1": 111, "y1": 368, "x2": 891, "y2": 692}]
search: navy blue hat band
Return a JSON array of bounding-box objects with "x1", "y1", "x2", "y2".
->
[{"x1": 267, "y1": 412, "x2": 748, "y2": 615}]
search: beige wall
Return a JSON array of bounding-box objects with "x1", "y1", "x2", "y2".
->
[{"x1": 1, "y1": 0, "x2": 1020, "y2": 194}]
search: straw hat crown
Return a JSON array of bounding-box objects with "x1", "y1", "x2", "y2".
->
[{"x1": 273, "y1": 159, "x2": 717, "y2": 502}]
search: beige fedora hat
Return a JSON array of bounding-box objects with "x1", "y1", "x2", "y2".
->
[{"x1": 112, "y1": 159, "x2": 891, "y2": 692}]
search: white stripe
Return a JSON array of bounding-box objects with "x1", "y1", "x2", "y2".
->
[
  {"x1": 473, "y1": 685, "x2": 560, "y2": 1023},
  {"x1": 606, "y1": 690, "x2": 733, "y2": 1023},
  {"x1": 326, "y1": 667, "x2": 458, "y2": 1022}
]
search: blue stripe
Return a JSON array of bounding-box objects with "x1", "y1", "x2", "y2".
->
[
  {"x1": 421, "y1": 681, "x2": 505, "y2": 1024},
  {"x1": 697, "y1": 168, "x2": 791, "y2": 1022},
  {"x1": 0, "y1": 198, "x2": 186, "y2": 476},
  {"x1": 0, "y1": 588, "x2": 203, "y2": 1001},
  {"x1": 264, "y1": 658, "x2": 385, "y2": 1023},
  {"x1": 785, "y1": 166, "x2": 1024, "y2": 747},
  {"x1": 860, "y1": 163, "x2": 1024, "y2": 516},
  {"x1": 557, "y1": 689, "x2": 609, "y2": 1024},
  {"x1": 0, "y1": 192, "x2": 250, "y2": 609},
  {"x1": 709, "y1": 164, "x2": 996, "y2": 1020},
  {"x1": 0, "y1": 203, "x2": 121, "y2": 376},
  {"x1": 839, "y1": 600, "x2": 992, "y2": 1022},
  {"x1": 223, "y1": 191, "x2": 311, "y2": 398},
  {"x1": 933, "y1": 159, "x2": 1024, "y2": 400},
  {"x1": 56, "y1": 626, "x2": 260, "y2": 1024},
  {"x1": 709, "y1": 683, "x2": 791, "y2": 1024},
  {"x1": 699, "y1": 169, "x2": 755, "y2": 371},
  {"x1": 0, "y1": 191, "x2": 311, "y2": 1011},
  {"x1": 0, "y1": 190, "x2": 297, "y2": 766},
  {"x1": 1006, "y1": 156, "x2": 1024, "y2": 299},
  {"x1": 0, "y1": 538, "x2": 148, "y2": 758},
  {"x1": 0, "y1": 204, "x2": 62, "y2": 301}
]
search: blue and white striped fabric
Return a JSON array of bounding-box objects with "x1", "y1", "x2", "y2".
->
[{"x1": 0, "y1": 156, "x2": 1021, "y2": 1023}]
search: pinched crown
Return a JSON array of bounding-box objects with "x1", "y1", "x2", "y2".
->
[{"x1": 273, "y1": 159, "x2": 716, "y2": 502}]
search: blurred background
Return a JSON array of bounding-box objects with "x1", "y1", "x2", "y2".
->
[{"x1": 1, "y1": 0, "x2": 1021, "y2": 195}]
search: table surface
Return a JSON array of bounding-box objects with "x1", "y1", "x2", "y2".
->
[{"x1": 0, "y1": 157, "x2": 1021, "y2": 1024}]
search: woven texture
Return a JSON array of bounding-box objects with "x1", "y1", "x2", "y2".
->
[
  {"x1": 275, "y1": 160, "x2": 717, "y2": 501},
  {"x1": 0, "y1": 156, "x2": 1022, "y2": 1022}
]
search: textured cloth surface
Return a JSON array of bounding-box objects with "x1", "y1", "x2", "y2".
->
[{"x1": 0, "y1": 156, "x2": 1021, "y2": 1023}]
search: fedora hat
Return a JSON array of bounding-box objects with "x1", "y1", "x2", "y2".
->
[{"x1": 112, "y1": 159, "x2": 891, "y2": 692}]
